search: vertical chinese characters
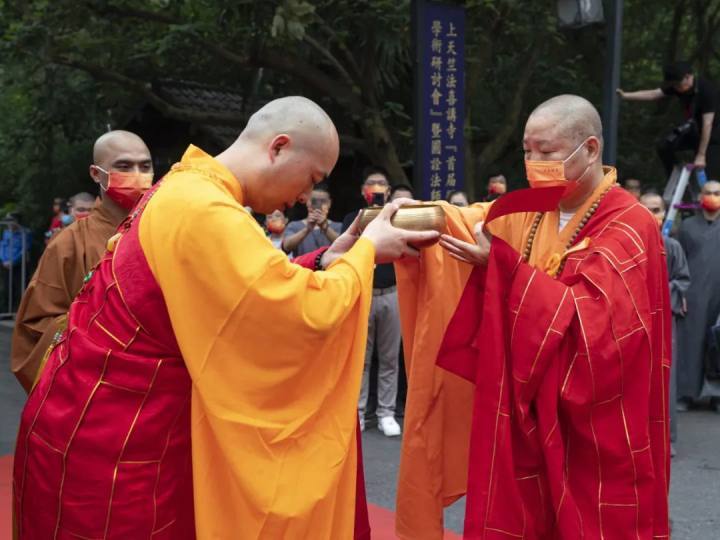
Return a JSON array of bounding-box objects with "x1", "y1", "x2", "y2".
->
[{"x1": 417, "y1": 5, "x2": 465, "y2": 201}]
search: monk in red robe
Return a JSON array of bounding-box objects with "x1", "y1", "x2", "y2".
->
[
  {"x1": 396, "y1": 95, "x2": 670, "y2": 538},
  {"x1": 11, "y1": 131, "x2": 152, "y2": 392},
  {"x1": 13, "y1": 97, "x2": 437, "y2": 539}
]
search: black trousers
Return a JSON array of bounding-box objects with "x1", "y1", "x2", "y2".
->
[{"x1": 657, "y1": 128, "x2": 720, "y2": 181}]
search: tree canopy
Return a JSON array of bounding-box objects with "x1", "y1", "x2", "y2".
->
[{"x1": 1, "y1": 0, "x2": 719, "y2": 230}]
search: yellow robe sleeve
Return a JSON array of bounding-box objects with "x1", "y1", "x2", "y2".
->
[
  {"x1": 394, "y1": 202, "x2": 486, "y2": 538},
  {"x1": 139, "y1": 171, "x2": 374, "y2": 539}
]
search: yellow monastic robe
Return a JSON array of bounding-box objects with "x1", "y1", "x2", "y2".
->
[
  {"x1": 138, "y1": 146, "x2": 375, "y2": 538},
  {"x1": 395, "y1": 169, "x2": 617, "y2": 539}
]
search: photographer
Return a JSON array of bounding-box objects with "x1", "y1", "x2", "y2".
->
[
  {"x1": 342, "y1": 166, "x2": 404, "y2": 437},
  {"x1": 282, "y1": 184, "x2": 340, "y2": 257},
  {"x1": 618, "y1": 61, "x2": 720, "y2": 179}
]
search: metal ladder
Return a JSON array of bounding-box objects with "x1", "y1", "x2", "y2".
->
[{"x1": 661, "y1": 164, "x2": 708, "y2": 237}]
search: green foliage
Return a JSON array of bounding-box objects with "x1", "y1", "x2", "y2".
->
[{"x1": 0, "y1": 0, "x2": 719, "y2": 222}]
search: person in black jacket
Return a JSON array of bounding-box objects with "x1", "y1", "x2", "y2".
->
[
  {"x1": 343, "y1": 166, "x2": 405, "y2": 436},
  {"x1": 619, "y1": 61, "x2": 720, "y2": 180}
]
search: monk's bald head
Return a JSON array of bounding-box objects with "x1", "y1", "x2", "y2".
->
[
  {"x1": 702, "y1": 180, "x2": 720, "y2": 195},
  {"x1": 89, "y1": 130, "x2": 152, "y2": 196},
  {"x1": 70, "y1": 192, "x2": 96, "y2": 205},
  {"x1": 217, "y1": 96, "x2": 340, "y2": 214},
  {"x1": 528, "y1": 95, "x2": 603, "y2": 146},
  {"x1": 239, "y1": 96, "x2": 338, "y2": 155},
  {"x1": 523, "y1": 95, "x2": 606, "y2": 210},
  {"x1": 93, "y1": 130, "x2": 151, "y2": 167}
]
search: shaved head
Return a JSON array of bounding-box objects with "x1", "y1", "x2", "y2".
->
[
  {"x1": 640, "y1": 192, "x2": 664, "y2": 209},
  {"x1": 93, "y1": 130, "x2": 150, "y2": 167},
  {"x1": 523, "y1": 95, "x2": 606, "y2": 211},
  {"x1": 528, "y1": 95, "x2": 603, "y2": 146},
  {"x1": 239, "y1": 96, "x2": 338, "y2": 155},
  {"x1": 217, "y1": 96, "x2": 340, "y2": 214},
  {"x1": 69, "y1": 191, "x2": 96, "y2": 217},
  {"x1": 89, "y1": 130, "x2": 152, "y2": 213},
  {"x1": 702, "y1": 180, "x2": 720, "y2": 194},
  {"x1": 70, "y1": 192, "x2": 96, "y2": 205}
]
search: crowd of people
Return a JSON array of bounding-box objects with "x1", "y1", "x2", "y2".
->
[{"x1": 3, "y1": 59, "x2": 719, "y2": 539}]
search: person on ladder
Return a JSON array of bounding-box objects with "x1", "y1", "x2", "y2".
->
[{"x1": 618, "y1": 60, "x2": 720, "y2": 182}]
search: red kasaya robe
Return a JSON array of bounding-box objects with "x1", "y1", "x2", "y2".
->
[
  {"x1": 13, "y1": 179, "x2": 371, "y2": 539},
  {"x1": 437, "y1": 186, "x2": 671, "y2": 538}
]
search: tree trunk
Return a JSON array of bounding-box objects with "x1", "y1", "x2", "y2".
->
[
  {"x1": 477, "y1": 44, "x2": 540, "y2": 172},
  {"x1": 463, "y1": 6, "x2": 508, "y2": 200},
  {"x1": 357, "y1": 109, "x2": 408, "y2": 185},
  {"x1": 664, "y1": 0, "x2": 687, "y2": 65}
]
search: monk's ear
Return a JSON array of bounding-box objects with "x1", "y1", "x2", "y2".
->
[
  {"x1": 269, "y1": 134, "x2": 291, "y2": 162},
  {"x1": 89, "y1": 165, "x2": 104, "y2": 187},
  {"x1": 586, "y1": 136, "x2": 602, "y2": 163}
]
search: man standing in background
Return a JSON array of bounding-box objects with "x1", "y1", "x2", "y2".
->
[
  {"x1": 483, "y1": 171, "x2": 507, "y2": 201},
  {"x1": 390, "y1": 183, "x2": 415, "y2": 202},
  {"x1": 68, "y1": 192, "x2": 97, "y2": 221},
  {"x1": 676, "y1": 180, "x2": 720, "y2": 411},
  {"x1": 265, "y1": 209, "x2": 288, "y2": 249},
  {"x1": 343, "y1": 166, "x2": 403, "y2": 436},
  {"x1": 619, "y1": 61, "x2": 720, "y2": 179},
  {"x1": 283, "y1": 184, "x2": 341, "y2": 257},
  {"x1": 0, "y1": 213, "x2": 31, "y2": 313},
  {"x1": 640, "y1": 192, "x2": 690, "y2": 454},
  {"x1": 447, "y1": 190, "x2": 470, "y2": 207}
]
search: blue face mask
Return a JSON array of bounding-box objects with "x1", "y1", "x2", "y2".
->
[{"x1": 61, "y1": 213, "x2": 74, "y2": 226}]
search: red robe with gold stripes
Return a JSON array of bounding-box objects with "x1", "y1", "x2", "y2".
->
[{"x1": 438, "y1": 187, "x2": 671, "y2": 539}]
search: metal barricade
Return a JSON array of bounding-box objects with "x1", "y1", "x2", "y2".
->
[{"x1": 0, "y1": 218, "x2": 30, "y2": 319}]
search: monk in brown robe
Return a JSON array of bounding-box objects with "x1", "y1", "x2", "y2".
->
[{"x1": 10, "y1": 130, "x2": 153, "y2": 392}]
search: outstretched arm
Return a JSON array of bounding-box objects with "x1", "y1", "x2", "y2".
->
[{"x1": 617, "y1": 88, "x2": 665, "y2": 101}]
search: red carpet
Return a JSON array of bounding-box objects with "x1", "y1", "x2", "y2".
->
[
  {"x1": 367, "y1": 502, "x2": 462, "y2": 539},
  {"x1": 1, "y1": 456, "x2": 10, "y2": 540},
  {"x1": 0, "y1": 455, "x2": 462, "y2": 539}
]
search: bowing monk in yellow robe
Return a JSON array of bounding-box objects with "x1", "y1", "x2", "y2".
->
[
  {"x1": 10, "y1": 130, "x2": 153, "y2": 392},
  {"x1": 14, "y1": 96, "x2": 437, "y2": 539}
]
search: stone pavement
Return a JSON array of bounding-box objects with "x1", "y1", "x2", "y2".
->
[{"x1": 1, "y1": 325, "x2": 719, "y2": 538}]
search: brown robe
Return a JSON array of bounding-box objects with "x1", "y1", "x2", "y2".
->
[{"x1": 10, "y1": 200, "x2": 122, "y2": 392}]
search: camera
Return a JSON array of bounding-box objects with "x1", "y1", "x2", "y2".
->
[
  {"x1": 371, "y1": 192, "x2": 385, "y2": 206},
  {"x1": 310, "y1": 198, "x2": 324, "y2": 210},
  {"x1": 665, "y1": 118, "x2": 697, "y2": 145}
]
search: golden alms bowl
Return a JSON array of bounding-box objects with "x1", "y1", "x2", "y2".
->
[{"x1": 358, "y1": 203, "x2": 446, "y2": 247}]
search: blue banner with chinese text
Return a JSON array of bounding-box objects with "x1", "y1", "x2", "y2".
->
[{"x1": 414, "y1": 1, "x2": 465, "y2": 201}]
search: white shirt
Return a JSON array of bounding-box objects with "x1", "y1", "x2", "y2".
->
[{"x1": 558, "y1": 211, "x2": 575, "y2": 231}]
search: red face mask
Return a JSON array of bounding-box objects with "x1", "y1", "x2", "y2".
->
[
  {"x1": 73, "y1": 211, "x2": 91, "y2": 220},
  {"x1": 488, "y1": 182, "x2": 506, "y2": 195},
  {"x1": 363, "y1": 185, "x2": 388, "y2": 206},
  {"x1": 700, "y1": 194, "x2": 720, "y2": 212},
  {"x1": 266, "y1": 219, "x2": 286, "y2": 235},
  {"x1": 96, "y1": 167, "x2": 153, "y2": 210}
]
